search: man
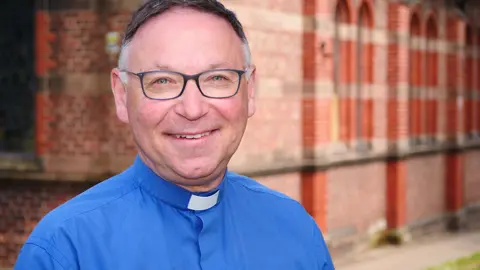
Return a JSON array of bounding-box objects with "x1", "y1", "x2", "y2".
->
[{"x1": 15, "y1": 0, "x2": 334, "y2": 269}]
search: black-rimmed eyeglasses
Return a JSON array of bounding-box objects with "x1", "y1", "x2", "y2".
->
[{"x1": 119, "y1": 68, "x2": 252, "y2": 100}]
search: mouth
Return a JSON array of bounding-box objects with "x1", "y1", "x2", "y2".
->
[{"x1": 169, "y1": 130, "x2": 217, "y2": 140}]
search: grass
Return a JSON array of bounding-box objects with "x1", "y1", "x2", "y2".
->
[{"x1": 426, "y1": 251, "x2": 480, "y2": 270}]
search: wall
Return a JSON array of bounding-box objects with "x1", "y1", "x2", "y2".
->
[
  {"x1": 35, "y1": 0, "x2": 140, "y2": 177},
  {"x1": 2, "y1": 0, "x2": 480, "y2": 268},
  {"x1": 224, "y1": 0, "x2": 304, "y2": 175},
  {"x1": 0, "y1": 180, "x2": 94, "y2": 266},
  {"x1": 244, "y1": 0, "x2": 480, "y2": 255}
]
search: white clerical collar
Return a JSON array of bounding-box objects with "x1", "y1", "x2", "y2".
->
[{"x1": 187, "y1": 190, "x2": 220, "y2": 211}]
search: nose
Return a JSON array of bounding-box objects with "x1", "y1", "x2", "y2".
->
[{"x1": 173, "y1": 80, "x2": 208, "y2": 120}]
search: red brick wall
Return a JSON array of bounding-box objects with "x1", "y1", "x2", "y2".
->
[
  {"x1": 35, "y1": 5, "x2": 136, "y2": 176},
  {"x1": 255, "y1": 172, "x2": 302, "y2": 202},
  {"x1": 0, "y1": 180, "x2": 94, "y2": 266},
  {"x1": 221, "y1": 0, "x2": 305, "y2": 204},
  {"x1": 326, "y1": 162, "x2": 386, "y2": 238},
  {"x1": 464, "y1": 150, "x2": 480, "y2": 205},
  {"x1": 406, "y1": 154, "x2": 445, "y2": 224}
]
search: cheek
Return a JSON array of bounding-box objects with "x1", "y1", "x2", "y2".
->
[
  {"x1": 129, "y1": 98, "x2": 171, "y2": 129},
  {"x1": 213, "y1": 98, "x2": 249, "y2": 123}
]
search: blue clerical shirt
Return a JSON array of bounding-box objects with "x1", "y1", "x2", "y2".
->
[{"x1": 15, "y1": 156, "x2": 334, "y2": 269}]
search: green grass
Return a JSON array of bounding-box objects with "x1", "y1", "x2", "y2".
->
[{"x1": 426, "y1": 251, "x2": 480, "y2": 270}]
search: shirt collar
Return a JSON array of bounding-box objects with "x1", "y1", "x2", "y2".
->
[{"x1": 133, "y1": 155, "x2": 225, "y2": 211}]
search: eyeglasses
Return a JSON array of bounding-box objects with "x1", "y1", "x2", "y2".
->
[{"x1": 119, "y1": 68, "x2": 252, "y2": 100}]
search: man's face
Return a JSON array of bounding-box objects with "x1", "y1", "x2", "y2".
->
[{"x1": 111, "y1": 8, "x2": 256, "y2": 190}]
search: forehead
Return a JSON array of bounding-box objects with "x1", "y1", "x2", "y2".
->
[{"x1": 127, "y1": 7, "x2": 244, "y2": 72}]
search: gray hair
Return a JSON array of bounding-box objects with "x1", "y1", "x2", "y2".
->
[{"x1": 117, "y1": 0, "x2": 252, "y2": 81}]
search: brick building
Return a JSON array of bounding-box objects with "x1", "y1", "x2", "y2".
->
[{"x1": 1, "y1": 0, "x2": 480, "y2": 267}]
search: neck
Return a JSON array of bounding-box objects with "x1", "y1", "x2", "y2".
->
[
  {"x1": 177, "y1": 173, "x2": 225, "y2": 193},
  {"x1": 138, "y1": 152, "x2": 226, "y2": 193}
]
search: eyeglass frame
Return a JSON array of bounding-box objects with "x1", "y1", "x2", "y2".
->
[{"x1": 118, "y1": 67, "x2": 254, "y2": 101}]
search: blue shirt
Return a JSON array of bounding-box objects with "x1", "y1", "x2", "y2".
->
[{"x1": 15, "y1": 156, "x2": 334, "y2": 269}]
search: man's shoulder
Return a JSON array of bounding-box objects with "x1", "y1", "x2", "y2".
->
[
  {"x1": 226, "y1": 172, "x2": 334, "y2": 268},
  {"x1": 226, "y1": 171, "x2": 309, "y2": 215},
  {"x1": 27, "y1": 167, "x2": 138, "y2": 242}
]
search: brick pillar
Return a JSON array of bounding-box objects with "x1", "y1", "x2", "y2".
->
[
  {"x1": 445, "y1": 151, "x2": 465, "y2": 230},
  {"x1": 385, "y1": 2, "x2": 409, "y2": 230},
  {"x1": 300, "y1": 0, "x2": 328, "y2": 234},
  {"x1": 301, "y1": 0, "x2": 317, "y2": 159},
  {"x1": 386, "y1": 3, "x2": 410, "y2": 150},
  {"x1": 445, "y1": 153, "x2": 464, "y2": 212},
  {"x1": 35, "y1": 11, "x2": 56, "y2": 156},
  {"x1": 301, "y1": 171, "x2": 327, "y2": 233},
  {"x1": 302, "y1": 29, "x2": 317, "y2": 160},
  {"x1": 386, "y1": 160, "x2": 407, "y2": 229},
  {"x1": 445, "y1": 16, "x2": 466, "y2": 231}
]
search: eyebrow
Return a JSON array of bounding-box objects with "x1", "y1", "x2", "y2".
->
[{"x1": 152, "y1": 64, "x2": 172, "y2": 71}]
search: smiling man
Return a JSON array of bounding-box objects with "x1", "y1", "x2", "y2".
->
[{"x1": 14, "y1": 0, "x2": 334, "y2": 269}]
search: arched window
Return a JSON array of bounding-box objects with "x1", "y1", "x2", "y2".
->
[
  {"x1": 425, "y1": 15, "x2": 438, "y2": 143},
  {"x1": 465, "y1": 24, "x2": 474, "y2": 138},
  {"x1": 445, "y1": 16, "x2": 460, "y2": 141},
  {"x1": 333, "y1": 0, "x2": 351, "y2": 147},
  {"x1": 355, "y1": 2, "x2": 373, "y2": 149},
  {"x1": 476, "y1": 32, "x2": 480, "y2": 137},
  {"x1": 409, "y1": 13, "x2": 421, "y2": 144}
]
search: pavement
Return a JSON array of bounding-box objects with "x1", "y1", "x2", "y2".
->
[{"x1": 334, "y1": 230, "x2": 480, "y2": 270}]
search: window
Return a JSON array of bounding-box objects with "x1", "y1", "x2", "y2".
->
[
  {"x1": 409, "y1": 13, "x2": 421, "y2": 145},
  {"x1": 0, "y1": 0, "x2": 36, "y2": 154},
  {"x1": 355, "y1": 2, "x2": 374, "y2": 150},
  {"x1": 465, "y1": 24, "x2": 476, "y2": 139},
  {"x1": 445, "y1": 16, "x2": 459, "y2": 141},
  {"x1": 476, "y1": 32, "x2": 480, "y2": 137},
  {"x1": 425, "y1": 16, "x2": 438, "y2": 143},
  {"x1": 333, "y1": 0, "x2": 352, "y2": 149}
]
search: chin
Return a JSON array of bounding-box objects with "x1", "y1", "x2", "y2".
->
[
  {"x1": 176, "y1": 167, "x2": 216, "y2": 180},
  {"x1": 174, "y1": 161, "x2": 222, "y2": 181}
]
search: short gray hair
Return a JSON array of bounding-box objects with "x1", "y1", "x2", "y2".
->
[{"x1": 117, "y1": 0, "x2": 252, "y2": 75}]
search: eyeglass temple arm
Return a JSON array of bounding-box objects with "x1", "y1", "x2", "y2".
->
[{"x1": 245, "y1": 66, "x2": 255, "y2": 80}]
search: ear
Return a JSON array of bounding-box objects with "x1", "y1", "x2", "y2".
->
[
  {"x1": 246, "y1": 66, "x2": 257, "y2": 118},
  {"x1": 111, "y1": 68, "x2": 129, "y2": 123}
]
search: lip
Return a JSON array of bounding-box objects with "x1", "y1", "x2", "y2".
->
[{"x1": 167, "y1": 129, "x2": 218, "y2": 140}]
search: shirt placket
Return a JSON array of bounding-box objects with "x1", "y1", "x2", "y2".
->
[{"x1": 195, "y1": 207, "x2": 226, "y2": 270}]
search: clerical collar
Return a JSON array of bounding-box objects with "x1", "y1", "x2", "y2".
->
[{"x1": 133, "y1": 155, "x2": 225, "y2": 211}]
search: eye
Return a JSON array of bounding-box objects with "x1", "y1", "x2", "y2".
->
[
  {"x1": 211, "y1": 75, "x2": 226, "y2": 81},
  {"x1": 155, "y1": 78, "x2": 170, "y2": 84}
]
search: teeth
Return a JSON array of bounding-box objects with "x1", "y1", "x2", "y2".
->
[{"x1": 175, "y1": 132, "x2": 211, "y2": 139}]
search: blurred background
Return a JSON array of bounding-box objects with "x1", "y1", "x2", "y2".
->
[{"x1": 1, "y1": 0, "x2": 480, "y2": 269}]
